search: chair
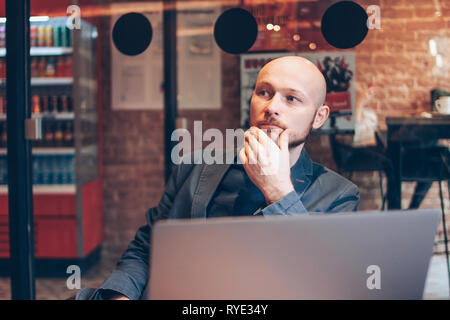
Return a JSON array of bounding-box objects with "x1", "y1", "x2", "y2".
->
[
  {"x1": 331, "y1": 129, "x2": 450, "y2": 291},
  {"x1": 399, "y1": 144, "x2": 450, "y2": 288},
  {"x1": 329, "y1": 130, "x2": 394, "y2": 210}
]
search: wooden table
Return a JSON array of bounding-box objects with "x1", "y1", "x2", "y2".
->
[{"x1": 386, "y1": 115, "x2": 450, "y2": 209}]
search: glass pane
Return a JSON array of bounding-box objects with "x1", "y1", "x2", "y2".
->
[
  {"x1": 0, "y1": 0, "x2": 448, "y2": 301},
  {"x1": 0, "y1": 0, "x2": 7, "y2": 299}
]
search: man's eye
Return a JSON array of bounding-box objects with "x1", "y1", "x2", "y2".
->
[
  {"x1": 258, "y1": 90, "x2": 268, "y2": 96},
  {"x1": 287, "y1": 96, "x2": 299, "y2": 102}
]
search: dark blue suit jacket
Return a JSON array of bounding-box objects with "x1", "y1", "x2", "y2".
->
[{"x1": 76, "y1": 149, "x2": 360, "y2": 300}]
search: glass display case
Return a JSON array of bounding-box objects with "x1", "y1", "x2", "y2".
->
[{"x1": 0, "y1": 17, "x2": 103, "y2": 276}]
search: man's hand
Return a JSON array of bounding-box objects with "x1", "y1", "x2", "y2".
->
[
  {"x1": 101, "y1": 289, "x2": 130, "y2": 300},
  {"x1": 111, "y1": 294, "x2": 130, "y2": 300},
  {"x1": 239, "y1": 127, "x2": 294, "y2": 205}
]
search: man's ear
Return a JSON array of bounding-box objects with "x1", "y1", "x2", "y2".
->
[{"x1": 312, "y1": 105, "x2": 330, "y2": 130}]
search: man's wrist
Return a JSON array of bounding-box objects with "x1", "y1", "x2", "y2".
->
[
  {"x1": 99, "y1": 289, "x2": 130, "y2": 300},
  {"x1": 264, "y1": 183, "x2": 295, "y2": 205}
]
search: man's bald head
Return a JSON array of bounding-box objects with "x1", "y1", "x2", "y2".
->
[
  {"x1": 257, "y1": 56, "x2": 327, "y2": 108},
  {"x1": 250, "y1": 55, "x2": 331, "y2": 148}
]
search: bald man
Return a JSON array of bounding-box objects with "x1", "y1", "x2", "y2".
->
[
  {"x1": 77, "y1": 56, "x2": 360, "y2": 300},
  {"x1": 240, "y1": 56, "x2": 334, "y2": 208}
]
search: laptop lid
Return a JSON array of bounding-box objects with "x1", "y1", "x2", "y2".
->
[{"x1": 148, "y1": 209, "x2": 440, "y2": 299}]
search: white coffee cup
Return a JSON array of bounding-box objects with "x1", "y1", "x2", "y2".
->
[{"x1": 435, "y1": 96, "x2": 450, "y2": 114}]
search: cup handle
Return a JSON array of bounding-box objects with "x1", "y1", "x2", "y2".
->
[{"x1": 435, "y1": 100, "x2": 441, "y2": 111}]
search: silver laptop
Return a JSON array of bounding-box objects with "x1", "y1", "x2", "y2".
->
[{"x1": 148, "y1": 209, "x2": 440, "y2": 300}]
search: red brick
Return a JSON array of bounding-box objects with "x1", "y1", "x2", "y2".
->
[
  {"x1": 373, "y1": 54, "x2": 411, "y2": 65},
  {"x1": 379, "y1": 19, "x2": 407, "y2": 32},
  {"x1": 383, "y1": 8, "x2": 414, "y2": 19},
  {"x1": 92, "y1": 0, "x2": 450, "y2": 259},
  {"x1": 414, "y1": 7, "x2": 443, "y2": 18},
  {"x1": 376, "y1": 29, "x2": 415, "y2": 41},
  {"x1": 406, "y1": 20, "x2": 447, "y2": 31}
]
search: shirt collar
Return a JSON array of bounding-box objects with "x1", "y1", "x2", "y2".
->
[{"x1": 290, "y1": 147, "x2": 313, "y2": 179}]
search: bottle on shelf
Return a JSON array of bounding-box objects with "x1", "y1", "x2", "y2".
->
[
  {"x1": 37, "y1": 25, "x2": 46, "y2": 47},
  {"x1": 31, "y1": 57, "x2": 39, "y2": 78},
  {"x1": 32, "y1": 95, "x2": 41, "y2": 114},
  {"x1": 63, "y1": 122, "x2": 74, "y2": 146},
  {"x1": 38, "y1": 57, "x2": 46, "y2": 78},
  {"x1": 67, "y1": 155, "x2": 75, "y2": 184},
  {"x1": 54, "y1": 122, "x2": 64, "y2": 147},
  {"x1": 0, "y1": 123, "x2": 3, "y2": 148},
  {"x1": 62, "y1": 56, "x2": 73, "y2": 77},
  {"x1": 0, "y1": 156, "x2": 7, "y2": 184},
  {"x1": 42, "y1": 155, "x2": 52, "y2": 184},
  {"x1": 67, "y1": 96, "x2": 73, "y2": 112},
  {"x1": 56, "y1": 57, "x2": 64, "y2": 77},
  {"x1": 0, "y1": 58, "x2": 5, "y2": 79},
  {"x1": 59, "y1": 57, "x2": 66, "y2": 77},
  {"x1": 53, "y1": 25, "x2": 61, "y2": 47},
  {"x1": 60, "y1": 26, "x2": 72, "y2": 48},
  {"x1": 30, "y1": 25, "x2": 38, "y2": 47},
  {"x1": 45, "y1": 57, "x2": 56, "y2": 77},
  {"x1": 0, "y1": 26, "x2": 5, "y2": 48},
  {"x1": 46, "y1": 95, "x2": 54, "y2": 113},
  {"x1": 41, "y1": 95, "x2": 49, "y2": 113},
  {"x1": 32, "y1": 155, "x2": 39, "y2": 184},
  {"x1": 0, "y1": 96, "x2": 5, "y2": 114},
  {"x1": 51, "y1": 96, "x2": 59, "y2": 113},
  {"x1": 44, "y1": 122, "x2": 54, "y2": 147},
  {"x1": 60, "y1": 95, "x2": 68, "y2": 112},
  {"x1": 0, "y1": 122, "x2": 7, "y2": 148},
  {"x1": 45, "y1": 25, "x2": 54, "y2": 47}
]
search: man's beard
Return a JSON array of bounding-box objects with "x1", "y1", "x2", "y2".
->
[
  {"x1": 256, "y1": 112, "x2": 316, "y2": 149},
  {"x1": 265, "y1": 122, "x2": 313, "y2": 149},
  {"x1": 288, "y1": 123, "x2": 313, "y2": 149}
]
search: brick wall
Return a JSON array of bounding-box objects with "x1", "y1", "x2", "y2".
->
[
  {"x1": 352, "y1": 0, "x2": 450, "y2": 214},
  {"x1": 97, "y1": 0, "x2": 450, "y2": 261}
]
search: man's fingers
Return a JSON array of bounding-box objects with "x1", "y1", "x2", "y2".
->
[
  {"x1": 239, "y1": 147, "x2": 247, "y2": 165},
  {"x1": 240, "y1": 143, "x2": 257, "y2": 167},
  {"x1": 250, "y1": 126, "x2": 269, "y2": 146},
  {"x1": 279, "y1": 129, "x2": 290, "y2": 151},
  {"x1": 246, "y1": 142, "x2": 258, "y2": 165},
  {"x1": 246, "y1": 131, "x2": 260, "y2": 154},
  {"x1": 246, "y1": 132, "x2": 268, "y2": 165}
]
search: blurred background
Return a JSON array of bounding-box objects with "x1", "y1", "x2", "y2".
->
[{"x1": 0, "y1": 0, "x2": 449, "y2": 299}]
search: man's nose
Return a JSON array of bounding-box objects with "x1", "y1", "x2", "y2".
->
[{"x1": 264, "y1": 93, "x2": 283, "y2": 117}]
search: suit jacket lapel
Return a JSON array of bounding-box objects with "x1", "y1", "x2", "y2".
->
[
  {"x1": 190, "y1": 148, "x2": 315, "y2": 218},
  {"x1": 291, "y1": 148, "x2": 314, "y2": 198},
  {"x1": 191, "y1": 163, "x2": 231, "y2": 219}
]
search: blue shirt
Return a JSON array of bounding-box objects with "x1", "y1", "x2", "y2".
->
[{"x1": 207, "y1": 152, "x2": 306, "y2": 217}]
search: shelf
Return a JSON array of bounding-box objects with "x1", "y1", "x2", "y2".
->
[
  {"x1": 0, "y1": 148, "x2": 75, "y2": 155},
  {"x1": 0, "y1": 47, "x2": 72, "y2": 57},
  {"x1": 0, "y1": 184, "x2": 76, "y2": 194},
  {"x1": 31, "y1": 78, "x2": 73, "y2": 86},
  {"x1": 0, "y1": 113, "x2": 74, "y2": 121},
  {"x1": 0, "y1": 78, "x2": 73, "y2": 86},
  {"x1": 32, "y1": 148, "x2": 75, "y2": 155},
  {"x1": 33, "y1": 112, "x2": 74, "y2": 120}
]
